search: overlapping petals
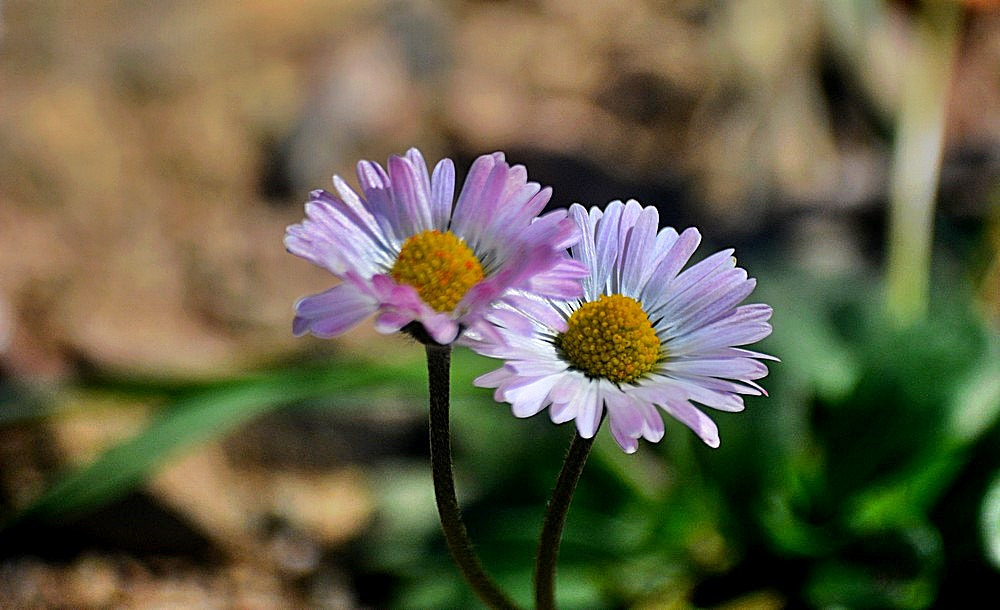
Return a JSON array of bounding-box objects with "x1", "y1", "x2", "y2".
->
[
  {"x1": 285, "y1": 148, "x2": 587, "y2": 345},
  {"x1": 471, "y1": 199, "x2": 776, "y2": 453}
]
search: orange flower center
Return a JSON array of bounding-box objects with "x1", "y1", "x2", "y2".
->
[
  {"x1": 556, "y1": 294, "x2": 661, "y2": 383},
  {"x1": 390, "y1": 230, "x2": 485, "y2": 312}
]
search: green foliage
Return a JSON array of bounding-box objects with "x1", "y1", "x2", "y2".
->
[
  {"x1": 1, "y1": 357, "x2": 428, "y2": 527},
  {"x1": 2, "y1": 265, "x2": 996, "y2": 608},
  {"x1": 363, "y1": 267, "x2": 999, "y2": 608}
]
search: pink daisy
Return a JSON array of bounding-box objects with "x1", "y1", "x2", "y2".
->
[{"x1": 285, "y1": 148, "x2": 587, "y2": 345}]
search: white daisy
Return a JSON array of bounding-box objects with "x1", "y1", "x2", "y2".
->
[{"x1": 469, "y1": 200, "x2": 776, "y2": 452}]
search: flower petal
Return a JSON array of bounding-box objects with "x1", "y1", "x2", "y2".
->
[
  {"x1": 292, "y1": 283, "x2": 378, "y2": 338},
  {"x1": 388, "y1": 153, "x2": 433, "y2": 234},
  {"x1": 660, "y1": 400, "x2": 720, "y2": 448},
  {"x1": 619, "y1": 203, "x2": 660, "y2": 298},
  {"x1": 429, "y1": 156, "x2": 455, "y2": 229},
  {"x1": 505, "y1": 375, "x2": 561, "y2": 418}
]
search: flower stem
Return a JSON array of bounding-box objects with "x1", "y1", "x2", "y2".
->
[
  {"x1": 885, "y1": 0, "x2": 962, "y2": 326},
  {"x1": 425, "y1": 344, "x2": 520, "y2": 610},
  {"x1": 535, "y1": 431, "x2": 595, "y2": 610}
]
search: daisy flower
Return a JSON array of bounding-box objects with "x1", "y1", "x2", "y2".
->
[
  {"x1": 285, "y1": 148, "x2": 587, "y2": 345},
  {"x1": 471, "y1": 200, "x2": 775, "y2": 453}
]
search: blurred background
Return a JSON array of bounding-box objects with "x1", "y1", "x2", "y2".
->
[{"x1": 1, "y1": 0, "x2": 998, "y2": 607}]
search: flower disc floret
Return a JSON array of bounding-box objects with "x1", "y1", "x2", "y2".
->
[
  {"x1": 390, "y1": 230, "x2": 484, "y2": 312},
  {"x1": 556, "y1": 294, "x2": 660, "y2": 383}
]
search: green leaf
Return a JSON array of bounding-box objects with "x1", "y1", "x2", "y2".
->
[
  {"x1": 3, "y1": 359, "x2": 427, "y2": 528},
  {"x1": 845, "y1": 452, "x2": 962, "y2": 533},
  {"x1": 755, "y1": 269, "x2": 862, "y2": 402},
  {"x1": 983, "y1": 469, "x2": 1000, "y2": 571},
  {"x1": 948, "y1": 338, "x2": 1000, "y2": 445}
]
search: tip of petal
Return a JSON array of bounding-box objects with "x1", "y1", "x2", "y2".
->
[
  {"x1": 404, "y1": 147, "x2": 426, "y2": 164},
  {"x1": 619, "y1": 441, "x2": 639, "y2": 454}
]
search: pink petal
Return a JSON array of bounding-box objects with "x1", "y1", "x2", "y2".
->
[
  {"x1": 429, "y1": 157, "x2": 455, "y2": 229},
  {"x1": 293, "y1": 284, "x2": 377, "y2": 338},
  {"x1": 388, "y1": 153, "x2": 433, "y2": 234}
]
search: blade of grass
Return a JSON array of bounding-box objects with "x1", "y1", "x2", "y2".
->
[{"x1": 2, "y1": 358, "x2": 426, "y2": 528}]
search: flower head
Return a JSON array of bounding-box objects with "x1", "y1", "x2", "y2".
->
[
  {"x1": 285, "y1": 148, "x2": 587, "y2": 345},
  {"x1": 471, "y1": 200, "x2": 776, "y2": 453}
]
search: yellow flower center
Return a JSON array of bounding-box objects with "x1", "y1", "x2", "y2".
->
[
  {"x1": 556, "y1": 294, "x2": 661, "y2": 383},
  {"x1": 390, "y1": 230, "x2": 485, "y2": 312}
]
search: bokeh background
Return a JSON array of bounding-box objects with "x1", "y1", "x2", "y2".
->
[{"x1": 1, "y1": 0, "x2": 998, "y2": 607}]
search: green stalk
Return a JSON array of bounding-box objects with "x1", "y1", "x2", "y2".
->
[{"x1": 886, "y1": 1, "x2": 963, "y2": 325}]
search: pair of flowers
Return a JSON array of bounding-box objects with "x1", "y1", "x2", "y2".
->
[{"x1": 286, "y1": 148, "x2": 774, "y2": 453}]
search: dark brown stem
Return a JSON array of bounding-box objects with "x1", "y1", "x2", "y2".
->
[
  {"x1": 534, "y1": 431, "x2": 595, "y2": 610},
  {"x1": 426, "y1": 344, "x2": 520, "y2": 610}
]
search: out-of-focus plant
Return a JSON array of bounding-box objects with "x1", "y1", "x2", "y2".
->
[
  {"x1": 358, "y1": 267, "x2": 997, "y2": 609},
  {"x1": 0, "y1": 356, "x2": 431, "y2": 527},
  {"x1": 885, "y1": 0, "x2": 963, "y2": 326},
  {"x1": 467, "y1": 200, "x2": 775, "y2": 609}
]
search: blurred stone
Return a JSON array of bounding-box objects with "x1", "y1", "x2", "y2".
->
[
  {"x1": 948, "y1": 11, "x2": 1000, "y2": 147},
  {"x1": 48, "y1": 396, "x2": 151, "y2": 467},
  {"x1": 0, "y1": 292, "x2": 12, "y2": 356},
  {"x1": 2, "y1": 415, "x2": 372, "y2": 606},
  {"x1": 1, "y1": 0, "x2": 998, "y2": 381},
  {"x1": 0, "y1": 424, "x2": 56, "y2": 510},
  {"x1": 0, "y1": 552, "x2": 303, "y2": 609},
  {"x1": 265, "y1": 468, "x2": 373, "y2": 547},
  {"x1": 284, "y1": 29, "x2": 428, "y2": 192},
  {"x1": 66, "y1": 554, "x2": 122, "y2": 608},
  {"x1": 145, "y1": 443, "x2": 264, "y2": 559},
  {"x1": 147, "y1": 441, "x2": 374, "y2": 559}
]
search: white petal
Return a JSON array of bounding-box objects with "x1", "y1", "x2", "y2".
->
[
  {"x1": 666, "y1": 356, "x2": 769, "y2": 379},
  {"x1": 508, "y1": 359, "x2": 569, "y2": 376},
  {"x1": 429, "y1": 158, "x2": 455, "y2": 229},
  {"x1": 506, "y1": 375, "x2": 561, "y2": 418},
  {"x1": 475, "y1": 367, "x2": 514, "y2": 388},
  {"x1": 549, "y1": 399, "x2": 578, "y2": 424},
  {"x1": 574, "y1": 381, "x2": 604, "y2": 438},
  {"x1": 638, "y1": 401, "x2": 665, "y2": 442},
  {"x1": 605, "y1": 390, "x2": 644, "y2": 442},
  {"x1": 619, "y1": 204, "x2": 659, "y2": 298},
  {"x1": 660, "y1": 400, "x2": 720, "y2": 448},
  {"x1": 593, "y1": 201, "x2": 624, "y2": 295},
  {"x1": 568, "y1": 204, "x2": 600, "y2": 297},
  {"x1": 640, "y1": 228, "x2": 702, "y2": 308}
]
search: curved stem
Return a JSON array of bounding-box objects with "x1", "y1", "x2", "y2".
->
[
  {"x1": 534, "y1": 431, "x2": 595, "y2": 610},
  {"x1": 425, "y1": 344, "x2": 520, "y2": 610}
]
